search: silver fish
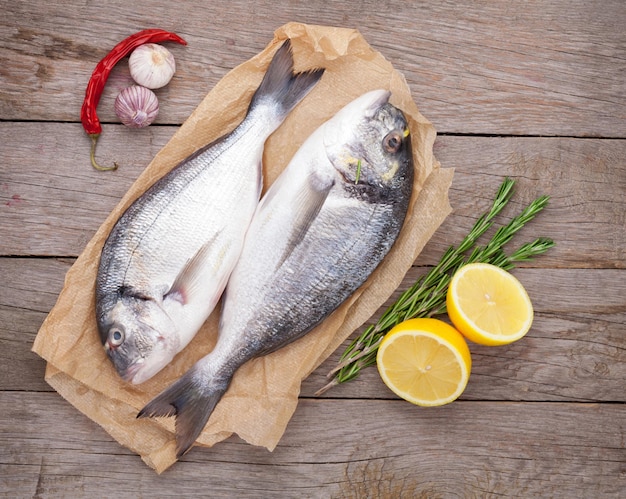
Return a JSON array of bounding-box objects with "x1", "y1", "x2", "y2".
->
[
  {"x1": 138, "y1": 89, "x2": 413, "y2": 456},
  {"x1": 95, "y1": 40, "x2": 324, "y2": 384}
]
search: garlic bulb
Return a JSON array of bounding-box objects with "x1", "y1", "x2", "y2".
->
[
  {"x1": 129, "y1": 43, "x2": 176, "y2": 89},
  {"x1": 114, "y1": 85, "x2": 159, "y2": 128}
]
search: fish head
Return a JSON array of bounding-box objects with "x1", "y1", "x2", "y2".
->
[
  {"x1": 323, "y1": 89, "x2": 412, "y2": 188},
  {"x1": 99, "y1": 296, "x2": 180, "y2": 384}
]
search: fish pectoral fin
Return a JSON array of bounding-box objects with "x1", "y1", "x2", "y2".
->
[
  {"x1": 165, "y1": 235, "x2": 220, "y2": 305},
  {"x1": 278, "y1": 172, "x2": 333, "y2": 267},
  {"x1": 137, "y1": 367, "x2": 230, "y2": 458},
  {"x1": 118, "y1": 285, "x2": 155, "y2": 302}
]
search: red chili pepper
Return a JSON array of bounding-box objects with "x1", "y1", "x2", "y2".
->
[{"x1": 81, "y1": 29, "x2": 187, "y2": 171}]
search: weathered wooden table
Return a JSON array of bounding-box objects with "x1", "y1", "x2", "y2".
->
[{"x1": 2, "y1": 1, "x2": 624, "y2": 497}]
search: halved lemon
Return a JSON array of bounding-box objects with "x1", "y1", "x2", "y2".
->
[
  {"x1": 376, "y1": 318, "x2": 471, "y2": 407},
  {"x1": 447, "y1": 263, "x2": 534, "y2": 346}
]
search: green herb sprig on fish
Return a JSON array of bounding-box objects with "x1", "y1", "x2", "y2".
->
[
  {"x1": 355, "y1": 159, "x2": 362, "y2": 184},
  {"x1": 139, "y1": 88, "x2": 413, "y2": 458},
  {"x1": 316, "y1": 177, "x2": 555, "y2": 395}
]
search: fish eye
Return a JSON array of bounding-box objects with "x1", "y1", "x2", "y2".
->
[
  {"x1": 383, "y1": 131, "x2": 403, "y2": 153},
  {"x1": 108, "y1": 327, "x2": 125, "y2": 347}
]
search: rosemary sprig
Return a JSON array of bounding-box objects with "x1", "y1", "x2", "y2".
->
[
  {"x1": 315, "y1": 178, "x2": 554, "y2": 396},
  {"x1": 355, "y1": 159, "x2": 362, "y2": 184}
]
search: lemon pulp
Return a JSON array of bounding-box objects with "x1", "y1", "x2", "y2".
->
[
  {"x1": 377, "y1": 318, "x2": 471, "y2": 407},
  {"x1": 447, "y1": 263, "x2": 534, "y2": 346}
]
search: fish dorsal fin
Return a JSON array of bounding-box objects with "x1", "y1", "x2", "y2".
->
[
  {"x1": 277, "y1": 172, "x2": 333, "y2": 268},
  {"x1": 165, "y1": 235, "x2": 219, "y2": 305}
]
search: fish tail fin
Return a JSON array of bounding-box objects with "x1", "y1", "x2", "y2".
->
[
  {"x1": 250, "y1": 39, "x2": 324, "y2": 122},
  {"x1": 137, "y1": 366, "x2": 230, "y2": 458}
]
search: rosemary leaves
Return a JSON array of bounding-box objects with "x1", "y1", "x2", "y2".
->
[{"x1": 316, "y1": 177, "x2": 555, "y2": 396}]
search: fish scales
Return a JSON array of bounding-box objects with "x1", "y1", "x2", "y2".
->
[
  {"x1": 229, "y1": 197, "x2": 407, "y2": 358},
  {"x1": 95, "y1": 40, "x2": 324, "y2": 385},
  {"x1": 139, "y1": 89, "x2": 414, "y2": 458},
  {"x1": 99, "y1": 123, "x2": 257, "y2": 298}
]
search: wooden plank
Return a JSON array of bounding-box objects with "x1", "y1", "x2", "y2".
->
[
  {"x1": 2, "y1": 1, "x2": 624, "y2": 497},
  {"x1": 424, "y1": 136, "x2": 626, "y2": 269},
  {"x1": 0, "y1": 123, "x2": 172, "y2": 256},
  {"x1": 1, "y1": 392, "x2": 624, "y2": 497},
  {"x1": 2, "y1": 0, "x2": 625, "y2": 136},
  {"x1": 2, "y1": 258, "x2": 624, "y2": 402},
  {"x1": 308, "y1": 310, "x2": 626, "y2": 402},
  {"x1": 305, "y1": 268, "x2": 626, "y2": 402},
  {"x1": 2, "y1": 123, "x2": 624, "y2": 267},
  {"x1": 0, "y1": 258, "x2": 72, "y2": 393}
]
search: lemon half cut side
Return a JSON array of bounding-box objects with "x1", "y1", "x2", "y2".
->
[
  {"x1": 376, "y1": 318, "x2": 472, "y2": 407},
  {"x1": 447, "y1": 263, "x2": 534, "y2": 346}
]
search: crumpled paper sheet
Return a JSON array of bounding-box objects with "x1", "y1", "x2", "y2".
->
[{"x1": 32, "y1": 22, "x2": 454, "y2": 473}]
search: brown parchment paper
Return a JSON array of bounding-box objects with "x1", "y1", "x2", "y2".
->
[{"x1": 32, "y1": 22, "x2": 454, "y2": 473}]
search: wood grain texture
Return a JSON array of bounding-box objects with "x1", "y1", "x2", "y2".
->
[
  {"x1": 0, "y1": 258, "x2": 71, "y2": 392},
  {"x1": 1, "y1": 258, "x2": 624, "y2": 402},
  {"x1": 1, "y1": 123, "x2": 624, "y2": 267},
  {"x1": 0, "y1": 123, "x2": 172, "y2": 256},
  {"x1": 1, "y1": 392, "x2": 624, "y2": 497},
  {"x1": 305, "y1": 268, "x2": 626, "y2": 402},
  {"x1": 1, "y1": 0, "x2": 625, "y2": 136},
  {"x1": 1, "y1": 0, "x2": 624, "y2": 496}
]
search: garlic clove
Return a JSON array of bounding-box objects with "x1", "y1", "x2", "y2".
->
[
  {"x1": 129, "y1": 43, "x2": 176, "y2": 89},
  {"x1": 114, "y1": 85, "x2": 159, "y2": 128}
]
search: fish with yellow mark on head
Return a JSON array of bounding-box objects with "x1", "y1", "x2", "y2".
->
[{"x1": 138, "y1": 89, "x2": 414, "y2": 457}]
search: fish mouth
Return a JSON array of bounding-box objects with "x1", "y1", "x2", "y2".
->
[{"x1": 121, "y1": 359, "x2": 145, "y2": 384}]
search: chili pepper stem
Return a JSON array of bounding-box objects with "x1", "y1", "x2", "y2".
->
[
  {"x1": 81, "y1": 29, "x2": 186, "y2": 171},
  {"x1": 90, "y1": 134, "x2": 118, "y2": 171}
]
